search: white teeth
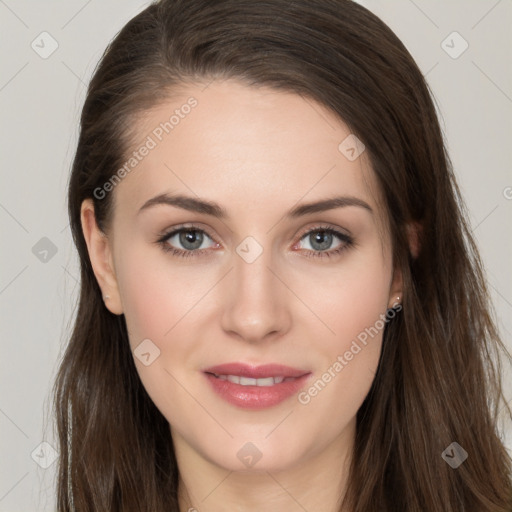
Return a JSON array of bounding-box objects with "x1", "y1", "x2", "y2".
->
[
  {"x1": 239, "y1": 377, "x2": 257, "y2": 386},
  {"x1": 214, "y1": 374, "x2": 289, "y2": 386},
  {"x1": 254, "y1": 377, "x2": 276, "y2": 386}
]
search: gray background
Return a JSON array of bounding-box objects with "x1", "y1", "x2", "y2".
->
[{"x1": 1, "y1": 1, "x2": 511, "y2": 510}]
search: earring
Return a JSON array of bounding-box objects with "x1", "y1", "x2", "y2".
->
[
  {"x1": 103, "y1": 294, "x2": 110, "y2": 301},
  {"x1": 388, "y1": 295, "x2": 401, "y2": 309}
]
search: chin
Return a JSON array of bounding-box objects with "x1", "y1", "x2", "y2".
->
[{"x1": 198, "y1": 434, "x2": 307, "y2": 473}]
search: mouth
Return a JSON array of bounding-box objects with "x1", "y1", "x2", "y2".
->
[{"x1": 202, "y1": 362, "x2": 312, "y2": 409}]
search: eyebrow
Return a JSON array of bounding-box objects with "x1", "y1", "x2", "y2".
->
[{"x1": 137, "y1": 193, "x2": 373, "y2": 219}]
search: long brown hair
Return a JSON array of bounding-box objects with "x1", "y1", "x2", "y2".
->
[{"x1": 53, "y1": 0, "x2": 512, "y2": 510}]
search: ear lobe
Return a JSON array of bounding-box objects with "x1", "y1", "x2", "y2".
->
[
  {"x1": 80, "y1": 199, "x2": 123, "y2": 315},
  {"x1": 406, "y1": 221, "x2": 422, "y2": 259}
]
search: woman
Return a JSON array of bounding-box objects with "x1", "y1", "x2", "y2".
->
[{"x1": 53, "y1": 0, "x2": 512, "y2": 510}]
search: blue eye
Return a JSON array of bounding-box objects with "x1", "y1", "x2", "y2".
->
[
  {"x1": 296, "y1": 226, "x2": 354, "y2": 259},
  {"x1": 157, "y1": 226, "x2": 218, "y2": 258},
  {"x1": 156, "y1": 224, "x2": 354, "y2": 259}
]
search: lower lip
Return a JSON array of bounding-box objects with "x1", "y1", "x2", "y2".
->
[{"x1": 204, "y1": 372, "x2": 311, "y2": 410}]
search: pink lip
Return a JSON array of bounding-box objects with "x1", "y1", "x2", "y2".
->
[{"x1": 203, "y1": 363, "x2": 312, "y2": 410}]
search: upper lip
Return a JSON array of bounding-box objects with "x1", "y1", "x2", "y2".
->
[{"x1": 203, "y1": 363, "x2": 310, "y2": 379}]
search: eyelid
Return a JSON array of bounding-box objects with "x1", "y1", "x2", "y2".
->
[
  {"x1": 294, "y1": 223, "x2": 352, "y2": 242},
  {"x1": 158, "y1": 222, "x2": 220, "y2": 244}
]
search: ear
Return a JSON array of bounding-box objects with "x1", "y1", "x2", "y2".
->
[
  {"x1": 387, "y1": 221, "x2": 421, "y2": 308},
  {"x1": 80, "y1": 198, "x2": 123, "y2": 315}
]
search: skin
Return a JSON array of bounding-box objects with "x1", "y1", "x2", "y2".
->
[{"x1": 81, "y1": 79, "x2": 412, "y2": 512}]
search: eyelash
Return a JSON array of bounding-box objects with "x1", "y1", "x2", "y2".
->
[{"x1": 156, "y1": 224, "x2": 355, "y2": 260}]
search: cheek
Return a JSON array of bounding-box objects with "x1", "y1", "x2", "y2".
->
[
  {"x1": 115, "y1": 247, "x2": 201, "y2": 419},
  {"x1": 115, "y1": 245, "x2": 216, "y2": 402},
  {"x1": 117, "y1": 244, "x2": 207, "y2": 345},
  {"x1": 292, "y1": 246, "x2": 391, "y2": 411},
  {"x1": 295, "y1": 245, "x2": 391, "y2": 354}
]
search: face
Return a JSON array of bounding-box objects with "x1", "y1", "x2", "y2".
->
[{"x1": 82, "y1": 79, "x2": 402, "y2": 474}]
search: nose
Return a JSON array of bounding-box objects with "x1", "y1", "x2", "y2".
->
[{"x1": 220, "y1": 243, "x2": 291, "y2": 344}]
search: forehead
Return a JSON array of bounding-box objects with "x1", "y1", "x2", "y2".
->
[{"x1": 112, "y1": 79, "x2": 387, "y2": 232}]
